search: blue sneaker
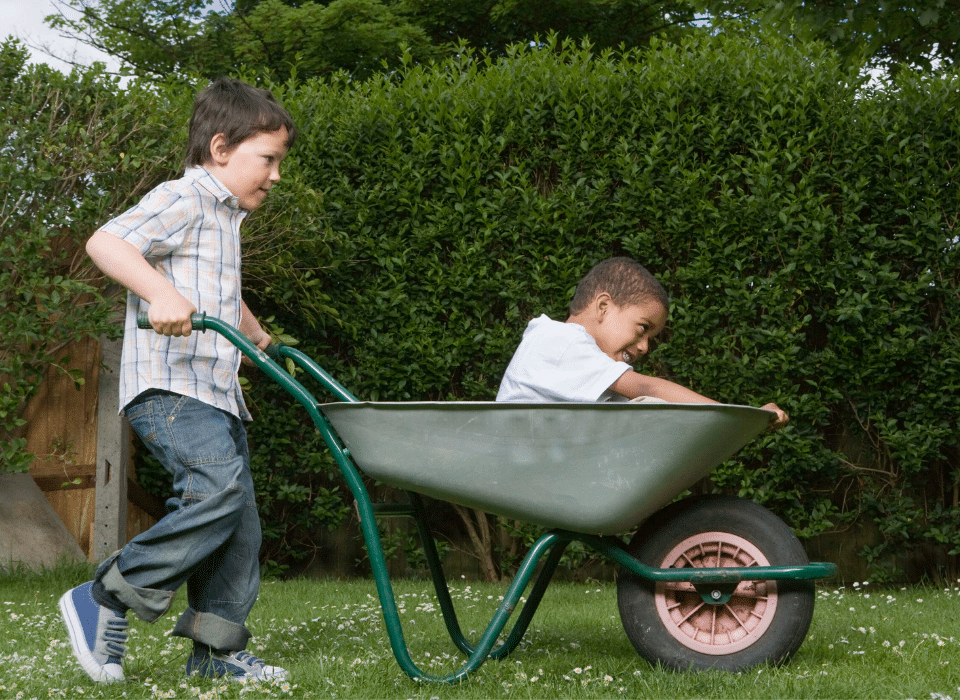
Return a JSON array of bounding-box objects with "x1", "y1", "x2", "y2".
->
[
  {"x1": 186, "y1": 647, "x2": 288, "y2": 682},
  {"x1": 58, "y1": 582, "x2": 128, "y2": 683}
]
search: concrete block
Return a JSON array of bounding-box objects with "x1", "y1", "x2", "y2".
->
[{"x1": 0, "y1": 473, "x2": 85, "y2": 570}]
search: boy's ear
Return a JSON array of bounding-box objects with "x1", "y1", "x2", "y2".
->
[
  {"x1": 208, "y1": 133, "x2": 233, "y2": 166},
  {"x1": 594, "y1": 292, "x2": 613, "y2": 319}
]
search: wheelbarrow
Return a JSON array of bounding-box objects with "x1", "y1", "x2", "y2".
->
[{"x1": 138, "y1": 313, "x2": 836, "y2": 682}]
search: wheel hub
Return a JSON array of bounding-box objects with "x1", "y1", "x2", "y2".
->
[{"x1": 654, "y1": 531, "x2": 778, "y2": 655}]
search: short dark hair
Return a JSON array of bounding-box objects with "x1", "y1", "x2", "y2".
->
[
  {"x1": 569, "y1": 257, "x2": 669, "y2": 315},
  {"x1": 185, "y1": 77, "x2": 298, "y2": 167}
]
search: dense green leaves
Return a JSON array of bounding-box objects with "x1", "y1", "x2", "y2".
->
[
  {"x1": 752, "y1": 0, "x2": 960, "y2": 72},
  {"x1": 43, "y1": 0, "x2": 960, "y2": 85},
  {"x1": 45, "y1": 0, "x2": 437, "y2": 82},
  {"x1": 4, "y1": 28, "x2": 958, "y2": 580},
  {"x1": 0, "y1": 40, "x2": 189, "y2": 472},
  {"x1": 44, "y1": 0, "x2": 711, "y2": 82},
  {"x1": 247, "y1": 32, "x2": 959, "y2": 579}
]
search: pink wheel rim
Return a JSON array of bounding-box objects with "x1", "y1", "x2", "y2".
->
[{"x1": 654, "y1": 531, "x2": 778, "y2": 655}]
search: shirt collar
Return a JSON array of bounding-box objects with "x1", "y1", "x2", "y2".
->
[{"x1": 184, "y1": 166, "x2": 245, "y2": 211}]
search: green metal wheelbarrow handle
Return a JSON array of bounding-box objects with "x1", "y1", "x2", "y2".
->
[{"x1": 136, "y1": 311, "x2": 357, "y2": 403}]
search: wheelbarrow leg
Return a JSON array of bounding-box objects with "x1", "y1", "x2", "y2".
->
[
  {"x1": 408, "y1": 492, "x2": 569, "y2": 660},
  {"x1": 489, "y1": 536, "x2": 568, "y2": 660},
  {"x1": 356, "y1": 486, "x2": 566, "y2": 683}
]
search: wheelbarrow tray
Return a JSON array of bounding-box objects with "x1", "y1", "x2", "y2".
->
[{"x1": 319, "y1": 401, "x2": 772, "y2": 535}]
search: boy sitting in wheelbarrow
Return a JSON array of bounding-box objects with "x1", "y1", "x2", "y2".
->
[{"x1": 496, "y1": 256, "x2": 789, "y2": 429}]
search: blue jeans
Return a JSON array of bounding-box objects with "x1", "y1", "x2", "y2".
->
[{"x1": 94, "y1": 390, "x2": 262, "y2": 651}]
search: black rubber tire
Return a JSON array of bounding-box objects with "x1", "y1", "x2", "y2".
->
[{"x1": 616, "y1": 495, "x2": 815, "y2": 672}]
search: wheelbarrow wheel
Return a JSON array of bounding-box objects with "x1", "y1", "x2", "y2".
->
[{"x1": 616, "y1": 494, "x2": 814, "y2": 672}]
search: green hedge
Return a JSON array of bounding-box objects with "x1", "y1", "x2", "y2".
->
[
  {"x1": 5, "y1": 29, "x2": 958, "y2": 582},
  {"x1": 252, "y1": 33, "x2": 959, "y2": 580}
]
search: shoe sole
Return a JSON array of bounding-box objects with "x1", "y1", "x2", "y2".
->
[
  {"x1": 189, "y1": 668, "x2": 290, "y2": 683},
  {"x1": 221, "y1": 670, "x2": 289, "y2": 683},
  {"x1": 58, "y1": 591, "x2": 125, "y2": 683}
]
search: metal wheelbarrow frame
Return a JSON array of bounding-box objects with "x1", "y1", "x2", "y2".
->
[{"x1": 141, "y1": 314, "x2": 836, "y2": 683}]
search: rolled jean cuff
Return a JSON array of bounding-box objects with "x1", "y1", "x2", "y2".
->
[
  {"x1": 100, "y1": 562, "x2": 174, "y2": 623},
  {"x1": 172, "y1": 608, "x2": 251, "y2": 651}
]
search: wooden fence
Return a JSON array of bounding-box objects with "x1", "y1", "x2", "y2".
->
[{"x1": 22, "y1": 336, "x2": 164, "y2": 561}]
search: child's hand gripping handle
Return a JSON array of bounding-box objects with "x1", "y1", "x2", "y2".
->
[
  {"x1": 137, "y1": 311, "x2": 207, "y2": 331},
  {"x1": 136, "y1": 312, "x2": 357, "y2": 404},
  {"x1": 136, "y1": 311, "x2": 284, "y2": 358}
]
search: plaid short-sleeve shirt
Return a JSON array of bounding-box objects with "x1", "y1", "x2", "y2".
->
[{"x1": 100, "y1": 167, "x2": 252, "y2": 420}]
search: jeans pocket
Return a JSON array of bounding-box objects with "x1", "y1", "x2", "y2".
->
[
  {"x1": 165, "y1": 397, "x2": 246, "y2": 471},
  {"x1": 127, "y1": 397, "x2": 160, "y2": 447}
]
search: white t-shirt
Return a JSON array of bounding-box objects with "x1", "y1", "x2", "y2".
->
[{"x1": 496, "y1": 315, "x2": 633, "y2": 402}]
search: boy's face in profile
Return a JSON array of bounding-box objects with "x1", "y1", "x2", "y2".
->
[
  {"x1": 206, "y1": 127, "x2": 291, "y2": 211},
  {"x1": 593, "y1": 296, "x2": 668, "y2": 365}
]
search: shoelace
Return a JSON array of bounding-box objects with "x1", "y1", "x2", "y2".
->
[
  {"x1": 229, "y1": 651, "x2": 265, "y2": 668},
  {"x1": 102, "y1": 615, "x2": 129, "y2": 661}
]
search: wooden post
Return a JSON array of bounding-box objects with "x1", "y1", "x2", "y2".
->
[{"x1": 92, "y1": 335, "x2": 129, "y2": 562}]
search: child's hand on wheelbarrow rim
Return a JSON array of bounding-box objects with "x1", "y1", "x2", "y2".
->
[{"x1": 761, "y1": 403, "x2": 789, "y2": 430}]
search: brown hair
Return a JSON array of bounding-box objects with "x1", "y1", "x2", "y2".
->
[
  {"x1": 185, "y1": 77, "x2": 298, "y2": 167},
  {"x1": 569, "y1": 257, "x2": 669, "y2": 315}
]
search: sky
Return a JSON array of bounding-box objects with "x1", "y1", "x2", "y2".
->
[{"x1": 4, "y1": 0, "x2": 121, "y2": 73}]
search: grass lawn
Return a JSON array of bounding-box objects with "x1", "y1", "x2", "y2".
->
[{"x1": 1, "y1": 563, "x2": 959, "y2": 699}]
